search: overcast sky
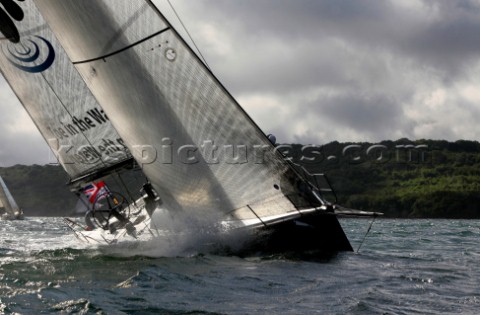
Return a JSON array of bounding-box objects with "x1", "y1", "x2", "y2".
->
[{"x1": 2, "y1": 0, "x2": 480, "y2": 166}]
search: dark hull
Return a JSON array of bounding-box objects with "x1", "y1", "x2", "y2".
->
[{"x1": 227, "y1": 211, "x2": 353, "y2": 258}]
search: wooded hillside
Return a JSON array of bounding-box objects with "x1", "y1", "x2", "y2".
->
[{"x1": 288, "y1": 139, "x2": 480, "y2": 218}]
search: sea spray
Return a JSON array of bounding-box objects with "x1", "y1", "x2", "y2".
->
[{"x1": 96, "y1": 207, "x2": 253, "y2": 257}]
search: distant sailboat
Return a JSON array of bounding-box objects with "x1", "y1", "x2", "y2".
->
[
  {"x1": 0, "y1": 1, "x2": 357, "y2": 255},
  {"x1": 0, "y1": 176, "x2": 23, "y2": 220}
]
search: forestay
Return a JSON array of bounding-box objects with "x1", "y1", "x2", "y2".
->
[
  {"x1": 35, "y1": 0, "x2": 318, "y2": 223},
  {"x1": 0, "y1": 1, "x2": 132, "y2": 186}
]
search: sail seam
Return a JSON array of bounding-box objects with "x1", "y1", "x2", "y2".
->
[
  {"x1": 39, "y1": 70, "x2": 127, "y2": 183},
  {"x1": 73, "y1": 27, "x2": 170, "y2": 64}
]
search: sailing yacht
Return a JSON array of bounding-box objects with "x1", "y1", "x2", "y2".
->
[
  {"x1": 0, "y1": 176, "x2": 24, "y2": 220},
  {"x1": 0, "y1": 1, "x2": 354, "y2": 255}
]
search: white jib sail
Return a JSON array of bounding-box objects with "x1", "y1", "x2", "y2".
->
[{"x1": 0, "y1": 1, "x2": 133, "y2": 186}]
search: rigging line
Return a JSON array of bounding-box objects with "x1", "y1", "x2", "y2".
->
[
  {"x1": 101, "y1": 2, "x2": 151, "y2": 57},
  {"x1": 356, "y1": 213, "x2": 377, "y2": 253},
  {"x1": 115, "y1": 170, "x2": 137, "y2": 207},
  {"x1": 40, "y1": 72, "x2": 106, "y2": 167},
  {"x1": 39, "y1": 71, "x2": 126, "y2": 191},
  {"x1": 247, "y1": 205, "x2": 267, "y2": 227},
  {"x1": 141, "y1": 218, "x2": 157, "y2": 237},
  {"x1": 165, "y1": 0, "x2": 211, "y2": 70}
]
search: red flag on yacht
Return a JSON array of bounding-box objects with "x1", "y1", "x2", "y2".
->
[{"x1": 83, "y1": 181, "x2": 109, "y2": 203}]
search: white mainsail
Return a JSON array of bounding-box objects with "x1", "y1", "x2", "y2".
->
[
  {"x1": 0, "y1": 1, "x2": 133, "y2": 187},
  {"x1": 30, "y1": 0, "x2": 325, "y2": 227},
  {"x1": 34, "y1": 0, "x2": 321, "y2": 225}
]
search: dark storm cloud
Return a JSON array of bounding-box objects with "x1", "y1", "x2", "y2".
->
[
  {"x1": 196, "y1": 0, "x2": 405, "y2": 94},
  {"x1": 310, "y1": 92, "x2": 404, "y2": 136},
  {"x1": 191, "y1": 0, "x2": 480, "y2": 92},
  {"x1": 175, "y1": 0, "x2": 480, "y2": 142},
  {"x1": 397, "y1": 1, "x2": 480, "y2": 79}
]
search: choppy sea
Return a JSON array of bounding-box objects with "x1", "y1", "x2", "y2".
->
[{"x1": 0, "y1": 217, "x2": 479, "y2": 314}]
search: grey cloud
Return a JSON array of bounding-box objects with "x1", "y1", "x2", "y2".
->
[
  {"x1": 0, "y1": 80, "x2": 51, "y2": 166},
  {"x1": 177, "y1": 0, "x2": 480, "y2": 143},
  {"x1": 319, "y1": 92, "x2": 403, "y2": 135},
  {"x1": 195, "y1": 0, "x2": 480, "y2": 86},
  {"x1": 0, "y1": 134, "x2": 51, "y2": 166},
  {"x1": 285, "y1": 91, "x2": 408, "y2": 143}
]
